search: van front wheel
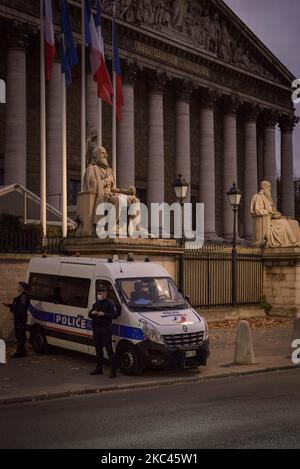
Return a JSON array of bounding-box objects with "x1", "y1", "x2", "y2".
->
[
  {"x1": 31, "y1": 326, "x2": 49, "y2": 354},
  {"x1": 119, "y1": 344, "x2": 143, "y2": 376}
]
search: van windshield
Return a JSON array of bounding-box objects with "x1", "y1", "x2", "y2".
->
[{"x1": 116, "y1": 277, "x2": 187, "y2": 312}]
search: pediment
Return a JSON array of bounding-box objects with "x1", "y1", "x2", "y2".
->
[{"x1": 102, "y1": 0, "x2": 293, "y2": 87}]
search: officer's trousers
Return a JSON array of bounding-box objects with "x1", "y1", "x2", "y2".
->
[
  {"x1": 93, "y1": 326, "x2": 116, "y2": 371},
  {"x1": 14, "y1": 320, "x2": 27, "y2": 353}
]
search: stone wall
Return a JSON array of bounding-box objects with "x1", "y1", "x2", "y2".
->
[{"x1": 263, "y1": 248, "x2": 300, "y2": 317}]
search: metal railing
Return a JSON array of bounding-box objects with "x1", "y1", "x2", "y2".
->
[
  {"x1": 0, "y1": 231, "x2": 63, "y2": 254},
  {"x1": 184, "y1": 244, "x2": 263, "y2": 310}
]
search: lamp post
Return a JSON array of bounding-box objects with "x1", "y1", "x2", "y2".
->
[
  {"x1": 173, "y1": 175, "x2": 189, "y2": 295},
  {"x1": 227, "y1": 182, "x2": 242, "y2": 307}
]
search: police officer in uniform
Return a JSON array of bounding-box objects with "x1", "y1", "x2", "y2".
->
[
  {"x1": 3, "y1": 282, "x2": 30, "y2": 358},
  {"x1": 89, "y1": 286, "x2": 118, "y2": 378}
]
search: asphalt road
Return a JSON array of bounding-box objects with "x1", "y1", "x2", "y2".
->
[{"x1": 1, "y1": 369, "x2": 300, "y2": 449}]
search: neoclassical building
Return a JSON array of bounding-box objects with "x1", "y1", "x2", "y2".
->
[{"x1": 0, "y1": 0, "x2": 297, "y2": 239}]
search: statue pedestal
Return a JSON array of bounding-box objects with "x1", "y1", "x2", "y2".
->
[
  {"x1": 63, "y1": 237, "x2": 183, "y2": 282},
  {"x1": 77, "y1": 192, "x2": 97, "y2": 237},
  {"x1": 263, "y1": 247, "x2": 300, "y2": 317}
]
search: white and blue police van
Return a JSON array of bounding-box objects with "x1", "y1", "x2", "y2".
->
[{"x1": 26, "y1": 256, "x2": 209, "y2": 375}]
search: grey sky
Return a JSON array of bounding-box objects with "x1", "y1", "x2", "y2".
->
[{"x1": 224, "y1": 0, "x2": 300, "y2": 177}]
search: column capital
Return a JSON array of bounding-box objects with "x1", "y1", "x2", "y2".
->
[
  {"x1": 175, "y1": 80, "x2": 195, "y2": 103},
  {"x1": 148, "y1": 71, "x2": 170, "y2": 93},
  {"x1": 199, "y1": 87, "x2": 220, "y2": 108},
  {"x1": 120, "y1": 59, "x2": 141, "y2": 85},
  {"x1": 243, "y1": 102, "x2": 262, "y2": 122},
  {"x1": 222, "y1": 94, "x2": 242, "y2": 115},
  {"x1": 8, "y1": 20, "x2": 30, "y2": 50},
  {"x1": 279, "y1": 114, "x2": 299, "y2": 133},
  {"x1": 263, "y1": 109, "x2": 279, "y2": 129}
]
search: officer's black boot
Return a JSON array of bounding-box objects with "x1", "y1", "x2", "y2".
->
[
  {"x1": 90, "y1": 367, "x2": 103, "y2": 376},
  {"x1": 12, "y1": 350, "x2": 27, "y2": 359},
  {"x1": 109, "y1": 368, "x2": 117, "y2": 379}
]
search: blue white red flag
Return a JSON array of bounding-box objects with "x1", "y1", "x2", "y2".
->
[{"x1": 85, "y1": 0, "x2": 113, "y2": 106}]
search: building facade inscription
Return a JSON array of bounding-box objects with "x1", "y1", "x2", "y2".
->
[{"x1": 135, "y1": 41, "x2": 210, "y2": 78}]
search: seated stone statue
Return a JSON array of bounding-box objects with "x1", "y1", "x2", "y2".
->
[
  {"x1": 251, "y1": 181, "x2": 300, "y2": 247},
  {"x1": 83, "y1": 145, "x2": 141, "y2": 231}
]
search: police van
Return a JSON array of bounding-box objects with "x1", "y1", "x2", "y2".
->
[{"x1": 26, "y1": 257, "x2": 209, "y2": 375}]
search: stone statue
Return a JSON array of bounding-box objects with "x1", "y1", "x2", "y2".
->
[
  {"x1": 119, "y1": 0, "x2": 135, "y2": 23},
  {"x1": 209, "y1": 13, "x2": 221, "y2": 54},
  {"x1": 219, "y1": 20, "x2": 232, "y2": 62},
  {"x1": 172, "y1": 0, "x2": 187, "y2": 31},
  {"x1": 83, "y1": 146, "x2": 141, "y2": 231},
  {"x1": 200, "y1": 9, "x2": 211, "y2": 50},
  {"x1": 251, "y1": 181, "x2": 300, "y2": 248},
  {"x1": 86, "y1": 127, "x2": 98, "y2": 165}
]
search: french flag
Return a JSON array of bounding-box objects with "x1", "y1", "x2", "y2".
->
[
  {"x1": 44, "y1": 0, "x2": 56, "y2": 81},
  {"x1": 113, "y1": 14, "x2": 124, "y2": 120},
  {"x1": 85, "y1": 0, "x2": 113, "y2": 106}
]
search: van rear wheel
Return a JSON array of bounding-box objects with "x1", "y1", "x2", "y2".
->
[
  {"x1": 31, "y1": 326, "x2": 49, "y2": 354},
  {"x1": 119, "y1": 344, "x2": 143, "y2": 376}
]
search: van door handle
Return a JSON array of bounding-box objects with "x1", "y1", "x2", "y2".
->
[{"x1": 77, "y1": 315, "x2": 84, "y2": 319}]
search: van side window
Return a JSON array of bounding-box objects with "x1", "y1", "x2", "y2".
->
[{"x1": 29, "y1": 273, "x2": 90, "y2": 308}]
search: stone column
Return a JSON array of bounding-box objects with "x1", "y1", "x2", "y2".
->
[
  {"x1": 86, "y1": 72, "x2": 98, "y2": 131},
  {"x1": 147, "y1": 72, "x2": 168, "y2": 209},
  {"x1": 244, "y1": 103, "x2": 261, "y2": 239},
  {"x1": 263, "y1": 109, "x2": 278, "y2": 204},
  {"x1": 175, "y1": 81, "x2": 193, "y2": 203},
  {"x1": 117, "y1": 61, "x2": 139, "y2": 188},
  {"x1": 279, "y1": 115, "x2": 299, "y2": 218},
  {"x1": 223, "y1": 95, "x2": 241, "y2": 239},
  {"x1": 199, "y1": 89, "x2": 219, "y2": 239},
  {"x1": 47, "y1": 59, "x2": 63, "y2": 211},
  {"x1": 4, "y1": 23, "x2": 29, "y2": 186}
]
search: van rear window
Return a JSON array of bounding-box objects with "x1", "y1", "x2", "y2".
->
[{"x1": 29, "y1": 273, "x2": 90, "y2": 308}]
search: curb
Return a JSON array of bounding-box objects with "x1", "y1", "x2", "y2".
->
[{"x1": 1, "y1": 363, "x2": 300, "y2": 407}]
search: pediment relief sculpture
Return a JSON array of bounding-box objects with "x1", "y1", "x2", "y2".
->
[{"x1": 102, "y1": 0, "x2": 279, "y2": 83}]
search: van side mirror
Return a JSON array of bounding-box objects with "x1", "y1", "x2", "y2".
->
[{"x1": 185, "y1": 295, "x2": 191, "y2": 303}]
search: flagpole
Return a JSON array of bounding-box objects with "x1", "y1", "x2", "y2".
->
[
  {"x1": 62, "y1": 70, "x2": 68, "y2": 239},
  {"x1": 81, "y1": 0, "x2": 86, "y2": 188},
  {"x1": 112, "y1": 1, "x2": 117, "y2": 182},
  {"x1": 40, "y1": 0, "x2": 47, "y2": 241},
  {"x1": 98, "y1": 97, "x2": 102, "y2": 146},
  {"x1": 96, "y1": 9, "x2": 102, "y2": 148}
]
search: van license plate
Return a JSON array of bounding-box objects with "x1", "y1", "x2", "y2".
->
[{"x1": 186, "y1": 351, "x2": 197, "y2": 358}]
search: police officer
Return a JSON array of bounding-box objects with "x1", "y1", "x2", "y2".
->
[
  {"x1": 89, "y1": 286, "x2": 118, "y2": 378},
  {"x1": 3, "y1": 282, "x2": 30, "y2": 358}
]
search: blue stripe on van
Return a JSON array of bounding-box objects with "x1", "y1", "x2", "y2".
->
[{"x1": 29, "y1": 304, "x2": 144, "y2": 341}]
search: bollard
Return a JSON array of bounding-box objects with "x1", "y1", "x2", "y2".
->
[
  {"x1": 234, "y1": 320, "x2": 255, "y2": 365},
  {"x1": 292, "y1": 318, "x2": 300, "y2": 341}
]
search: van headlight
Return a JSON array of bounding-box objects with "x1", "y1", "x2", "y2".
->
[
  {"x1": 139, "y1": 319, "x2": 164, "y2": 345},
  {"x1": 202, "y1": 317, "x2": 209, "y2": 341},
  {"x1": 195, "y1": 311, "x2": 209, "y2": 341}
]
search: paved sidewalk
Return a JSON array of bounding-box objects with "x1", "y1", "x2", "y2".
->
[{"x1": 0, "y1": 319, "x2": 298, "y2": 405}]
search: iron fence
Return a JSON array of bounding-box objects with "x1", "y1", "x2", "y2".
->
[
  {"x1": 184, "y1": 244, "x2": 263, "y2": 310},
  {"x1": 0, "y1": 231, "x2": 63, "y2": 254}
]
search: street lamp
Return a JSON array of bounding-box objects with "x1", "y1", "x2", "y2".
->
[
  {"x1": 173, "y1": 175, "x2": 189, "y2": 296},
  {"x1": 227, "y1": 182, "x2": 242, "y2": 307}
]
